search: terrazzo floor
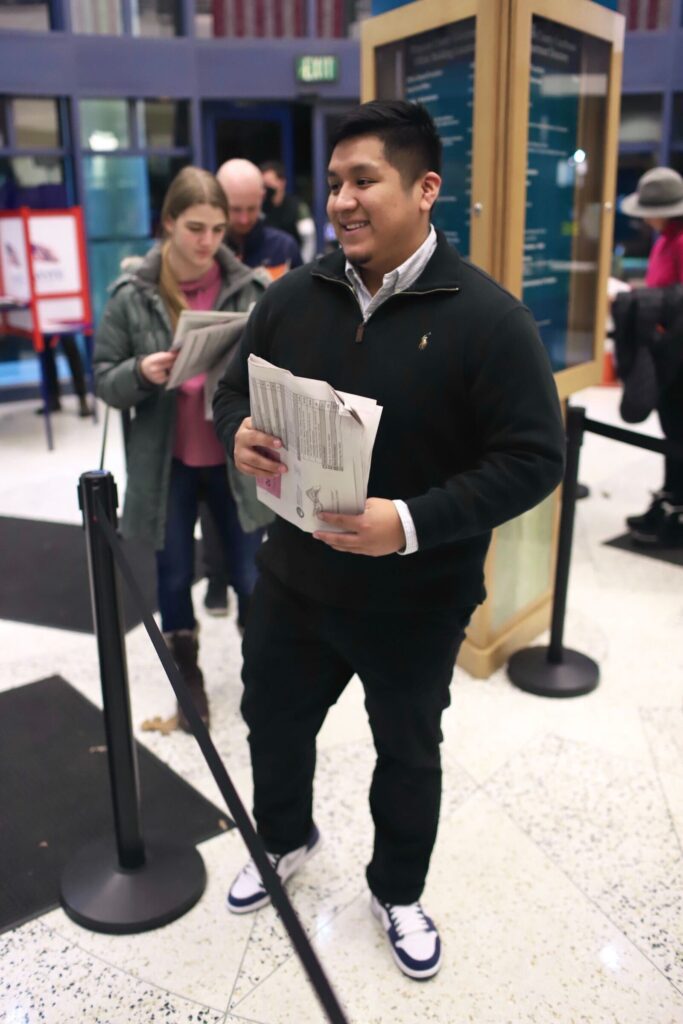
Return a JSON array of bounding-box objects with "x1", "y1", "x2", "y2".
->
[{"x1": 0, "y1": 386, "x2": 681, "y2": 1024}]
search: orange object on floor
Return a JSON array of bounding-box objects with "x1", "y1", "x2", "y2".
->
[{"x1": 602, "y1": 349, "x2": 619, "y2": 385}]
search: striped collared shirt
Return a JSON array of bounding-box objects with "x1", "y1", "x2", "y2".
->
[{"x1": 343, "y1": 225, "x2": 438, "y2": 555}]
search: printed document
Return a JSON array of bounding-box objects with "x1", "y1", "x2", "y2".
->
[
  {"x1": 248, "y1": 354, "x2": 383, "y2": 533},
  {"x1": 166, "y1": 309, "x2": 248, "y2": 417}
]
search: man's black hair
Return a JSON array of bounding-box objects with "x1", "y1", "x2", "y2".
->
[
  {"x1": 260, "y1": 159, "x2": 287, "y2": 180},
  {"x1": 329, "y1": 100, "x2": 442, "y2": 183}
]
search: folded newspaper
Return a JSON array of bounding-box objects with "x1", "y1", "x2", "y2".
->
[
  {"x1": 248, "y1": 354, "x2": 383, "y2": 533},
  {"x1": 166, "y1": 309, "x2": 249, "y2": 418}
]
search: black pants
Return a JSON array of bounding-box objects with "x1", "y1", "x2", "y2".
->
[
  {"x1": 241, "y1": 571, "x2": 473, "y2": 905},
  {"x1": 658, "y1": 366, "x2": 683, "y2": 502},
  {"x1": 199, "y1": 501, "x2": 230, "y2": 586},
  {"x1": 44, "y1": 334, "x2": 87, "y2": 399}
]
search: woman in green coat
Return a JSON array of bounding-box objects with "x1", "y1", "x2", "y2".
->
[{"x1": 94, "y1": 166, "x2": 267, "y2": 731}]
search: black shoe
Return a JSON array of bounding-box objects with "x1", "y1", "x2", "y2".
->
[
  {"x1": 626, "y1": 491, "x2": 671, "y2": 532},
  {"x1": 77, "y1": 395, "x2": 92, "y2": 418},
  {"x1": 35, "y1": 401, "x2": 61, "y2": 415},
  {"x1": 203, "y1": 578, "x2": 229, "y2": 617},
  {"x1": 630, "y1": 502, "x2": 683, "y2": 548}
]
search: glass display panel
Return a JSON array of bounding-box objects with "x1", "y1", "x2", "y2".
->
[
  {"x1": 523, "y1": 17, "x2": 610, "y2": 372},
  {"x1": 13, "y1": 98, "x2": 61, "y2": 149},
  {"x1": 0, "y1": 0, "x2": 49, "y2": 32},
  {"x1": 488, "y1": 495, "x2": 555, "y2": 633},
  {"x1": 80, "y1": 100, "x2": 130, "y2": 152},
  {"x1": 0, "y1": 157, "x2": 68, "y2": 209},
  {"x1": 375, "y1": 19, "x2": 475, "y2": 255},
  {"x1": 71, "y1": 0, "x2": 122, "y2": 34},
  {"x1": 132, "y1": 0, "x2": 178, "y2": 37},
  {"x1": 619, "y1": 94, "x2": 663, "y2": 146},
  {"x1": 139, "y1": 100, "x2": 189, "y2": 149},
  {"x1": 195, "y1": 0, "x2": 306, "y2": 38}
]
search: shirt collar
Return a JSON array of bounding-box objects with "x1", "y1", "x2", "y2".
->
[{"x1": 344, "y1": 224, "x2": 437, "y2": 300}]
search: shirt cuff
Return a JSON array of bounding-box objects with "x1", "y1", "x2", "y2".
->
[{"x1": 393, "y1": 499, "x2": 419, "y2": 555}]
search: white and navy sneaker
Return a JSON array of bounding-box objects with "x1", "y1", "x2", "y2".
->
[
  {"x1": 227, "y1": 825, "x2": 321, "y2": 914},
  {"x1": 371, "y1": 894, "x2": 442, "y2": 979}
]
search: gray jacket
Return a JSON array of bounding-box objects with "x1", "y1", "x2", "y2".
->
[{"x1": 94, "y1": 244, "x2": 272, "y2": 548}]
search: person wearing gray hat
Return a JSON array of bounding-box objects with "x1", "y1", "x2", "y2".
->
[{"x1": 620, "y1": 167, "x2": 683, "y2": 547}]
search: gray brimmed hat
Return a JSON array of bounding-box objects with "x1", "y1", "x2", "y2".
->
[{"x1": 621, "y1": 167, "x2": 683, "y2": 219}]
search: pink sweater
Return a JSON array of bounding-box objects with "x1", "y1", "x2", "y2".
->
[
  {"x1": 645, "y1": 219, "x2": 683, "y2": 288},
  {"x1": 172, "y1": 260, "x2": 226, "y2": 467}
]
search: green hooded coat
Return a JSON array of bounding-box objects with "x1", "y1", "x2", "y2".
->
[{"x1": 93, "y1": 244, "x2": 272, "y2": 549}]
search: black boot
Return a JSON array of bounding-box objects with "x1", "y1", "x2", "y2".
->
[
  {"x1": 630, "y1": 501, "x2": 683, "y2": 548},
  {"x1": 77, "y1": 394, "x2": 92, "y2": 418},
  {"x1": 164, "y1": 628, "x2": 210, "y2": 732},
  {"x1": 626, "y1": 490, "x2": 671, "y2": 532}
]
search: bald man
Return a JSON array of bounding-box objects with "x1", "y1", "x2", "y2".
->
[{"x1": 217, "y1": 158, "x2": 303, "y2": 271}]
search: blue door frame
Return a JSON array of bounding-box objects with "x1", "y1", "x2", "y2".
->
[{"x1": 202, "y1": 102, "x2": 295, "y2": 183}]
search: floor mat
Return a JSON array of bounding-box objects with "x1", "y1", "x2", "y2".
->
[
  {"x1": 0, "y1": 515, "x2": 202, "y2": 633},
  {"x1": 604, "y1": 532, "x2": 683, "y2": 567},
  {"x1": 0, "y1": 675, "x2": 231, "y2": 934}
]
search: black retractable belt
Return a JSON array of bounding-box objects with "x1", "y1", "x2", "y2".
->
[{"x1": 63, "y1": 470, "x2": 349, "y2": 1024}]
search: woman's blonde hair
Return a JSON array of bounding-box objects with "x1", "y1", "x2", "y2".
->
[{"x1": 158, "y1": 166, "x2": 229, "y2": 328}]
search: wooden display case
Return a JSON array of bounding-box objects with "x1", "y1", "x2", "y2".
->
[{"x1": 361, "y1": 0, "x2": 624, "y2": 676}]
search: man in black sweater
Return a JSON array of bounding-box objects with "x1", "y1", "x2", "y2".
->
[{"x1": 213, "y1": 101, "x2": 565, "y2": 980}]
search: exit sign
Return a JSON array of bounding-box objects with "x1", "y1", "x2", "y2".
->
[{"x1": 296, "y1": 55, "x2": 339, "y2": 84}]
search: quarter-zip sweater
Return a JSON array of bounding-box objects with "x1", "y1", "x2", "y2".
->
[{"x1": 213, "y1": 231, "x2": 565, "y2": 610}]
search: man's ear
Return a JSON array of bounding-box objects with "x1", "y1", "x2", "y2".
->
[{"x1": 419, "y1": 172, "x2": 441, "y2": 212}]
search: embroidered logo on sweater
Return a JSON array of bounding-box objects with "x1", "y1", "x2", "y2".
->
[{"x1": 418, "y1": 333, "x2": 431, "y2": 350}]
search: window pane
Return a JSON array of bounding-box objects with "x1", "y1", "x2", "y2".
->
[
  {"x1": 0, "y1": 0, "x2": 49, "y2": 32},
  {"x1": 672, "y1": 94, "x2": 683, "y2": 143},
  {"x1": 80, "y1": 100, "x2": 130, "y2": 151},
  {"x1": 195, "y1": 0, "x2": 306, "y2": 38},
  {"x1": 70, "y1": 0, "x2": 122, "y2": 34},
  {"x1": 317, "y1": 0, "x2": 371, "y2": 38},
  {"x1": 133, "y1": 0, "x2": 179, "y2": 38},
  {"x1": 619, "y1": 94, "x2": 663, "y2": 145},
  {"x1": 83, "y1": 155, "x2": 150, "y2": 238},
  {"x1": 0, "y1": 156, "x2": 68, "y2": 209},
  {"x1": 617, "y1": 0, "x2": 671, "y2": 30},
  {"x1": 147, "y1": 155, "x2": 190, "y2": 234},
  {"x1": 139, "y1": 100, "x2": 189, "y2": 149},
  {"x1": 13, "y1": 98, "x2": 61, "y2": 149}
]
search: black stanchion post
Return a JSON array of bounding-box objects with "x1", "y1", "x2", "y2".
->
[
  {"x1": 507, "y1": 406, "x2": 600, "y2": 698},
  {"x1": 60, "y1": 470, "x2": 206, "y2": 934}
]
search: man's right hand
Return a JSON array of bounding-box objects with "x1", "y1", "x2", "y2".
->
[{"x1": 234, "y1": 417, "x2": 287, "y2": 478}]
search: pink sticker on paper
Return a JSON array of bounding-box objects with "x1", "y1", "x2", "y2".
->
[
  {"x1": 257, "y1": 473, "x2": 281, "y2": 499},
  {"x1": 255, "y1": 446, "x2": 282, "y2": 499}
]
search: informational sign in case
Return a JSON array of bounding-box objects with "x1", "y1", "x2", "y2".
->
[
  {"x1": 523, "y1": 17, "x2": 609, "y2": 372},
  {"x1": 376, "y1": 19, "x2": 475, "y2": 256}
]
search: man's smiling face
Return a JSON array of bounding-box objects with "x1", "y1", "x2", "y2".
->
[{"x1": 326, "y1": 134, "x2": 439, "y2": 287}]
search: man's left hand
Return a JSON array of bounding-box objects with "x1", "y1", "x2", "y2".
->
[{"x1": 313, "y1": 498, "x2": 406, "y2": 557}]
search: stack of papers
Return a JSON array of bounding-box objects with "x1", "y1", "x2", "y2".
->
[
  {"x1": 166, "y1": 309, "x2": 249, "y2": 418},
  {"x1": 248, "y1": 354, "x2": 383, "y2": 533}
]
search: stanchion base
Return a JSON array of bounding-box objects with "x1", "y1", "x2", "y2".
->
[
  {"x1": 508, "y1": 646, "x2": 599, "y2": 698},
  {"x1": 60, "y1": 832, "x2": 206, "y2": 935}
]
